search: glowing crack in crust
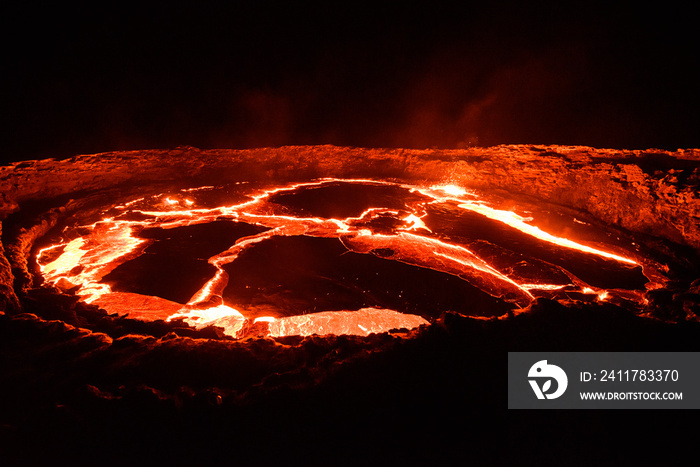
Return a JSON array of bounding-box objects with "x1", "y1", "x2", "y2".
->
[{"x1": 36, "y1": 179, "x2": 663, "y2": 338}]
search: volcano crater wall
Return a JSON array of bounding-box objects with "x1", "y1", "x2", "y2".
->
[{"x1": 1, "y1": 144, "x2": 699, "y2": 311}]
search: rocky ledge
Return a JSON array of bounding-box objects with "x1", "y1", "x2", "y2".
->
[
  {"x1": 1, "y1": 145, "x2": 699, "y2": 465},
  {"x1": 2, "y1": 145, "x2": 699, "y2": 244},
  {"x1": 1, "y1": 145, "x2": 699, "y2": 316}
]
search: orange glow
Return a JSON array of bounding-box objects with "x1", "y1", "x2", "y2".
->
[
  {"x1": 419, "y1": 184, "x2": 638, "y2": 265},
  {"x1": 167, "y1": 304, "x2": 246, "y2": 337},
  {"x1": 38, "y1": 221, "x2": 148, "y2": 303},
  {"x1": 431, "y1": 184, "x2": 471, "y2": 197},
  {"x1": 400, "y1": 213, "x2": 431, "y2": 232},
  {"x1": 268, "y1": 308, "x2": 428, "y2": 337},
  {"x1": 521, "y1": 284, "x2": 568, "y2": 291},
  {"x1": 35, "y1": 178, "x2": 664, "y2": 339},
  {"x1": 342, "y1": 230, "x2": 535, "y2": 305},
  {"x1": 458, "y1": 202, "x2": 637, "y2": 265},
  {"x1": 253, "y1": 316, "x2": 276, "y2": 323},
  {"x1": 38, "y1": 238, "x2": 86, "y2": 278}
]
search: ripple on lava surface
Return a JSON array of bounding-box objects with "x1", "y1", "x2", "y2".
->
[
  {"x1": 221, "y1": 235, "x2": 514, "y2": 320},
  {"x1": 102, "y1": 220, "x2": 269, "y2": 304}
]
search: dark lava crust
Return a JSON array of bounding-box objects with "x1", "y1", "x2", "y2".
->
[{"x1": 1, "y1": 145, "x2": 700, "y2": 465}]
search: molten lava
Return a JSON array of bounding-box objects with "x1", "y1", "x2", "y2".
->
[{"x1": 36, "y1": 179, "x2": 663, "y2": 338}]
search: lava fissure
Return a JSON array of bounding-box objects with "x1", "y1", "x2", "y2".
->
[{"x1": 34, "y1": 178, "x2": 668, "y2": 338}]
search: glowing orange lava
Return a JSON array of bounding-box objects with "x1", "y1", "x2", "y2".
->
[
  {"x1": 36, "y1": 178, "x2": 664, "y2": 338},
  {"x1": 421, "y1": 184, "x2": 638, "y2": 265}
]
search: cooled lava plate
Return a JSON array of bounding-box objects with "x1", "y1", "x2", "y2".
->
[
  {"x1": 2, "y1": 146, "x2": 699, "y2": 465},
  {"x1": 36, "y1": 178, "x2": 662, "y2": 338}
]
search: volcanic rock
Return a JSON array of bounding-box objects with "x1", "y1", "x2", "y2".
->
[{"x1": 1, "y1": 145, "x2": 699, "y2": 465}]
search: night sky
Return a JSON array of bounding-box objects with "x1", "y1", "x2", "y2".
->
[{"x1": 2, "y1": 1, "x2": 698, "y2": 164}]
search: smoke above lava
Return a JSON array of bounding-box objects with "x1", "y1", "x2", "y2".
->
[{"x1": 1, "y1": 2, "x2": 698, "y2": 165}]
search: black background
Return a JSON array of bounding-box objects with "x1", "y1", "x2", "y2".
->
[{"x1": 1, "y1": 0, "x2": 698, "y2": 164}]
